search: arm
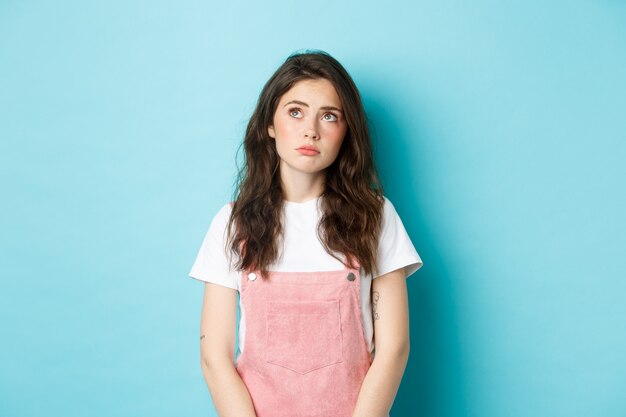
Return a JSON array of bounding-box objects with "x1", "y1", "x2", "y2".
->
[
  {"x1": 199, "y1": 282, "x2": 257, "y2": 417},
  {"x1": 351, "y1": 267, "x2": 411, "y2": 417}
]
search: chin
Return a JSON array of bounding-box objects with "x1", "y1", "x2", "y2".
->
[{"x1": 280, "y1": 159, "x2": 332, "y2": 175}]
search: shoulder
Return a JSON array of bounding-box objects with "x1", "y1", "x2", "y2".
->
[
  {"x1": 204, "y1": 202, "x2": 234, "y2": 241},
  {"x1": 380, "y1": 195, "x2": 398, "y2": 211},
  {"x1": 188, "y1": 202, "x2": 240, "y2": 289},
  {"x1": 375, "y1": 195, "x2": 423, "y2": 278},
  {"x1": 381, "y1": 195, "x2": 402, "y2": 225},
  {"x1": 212, "y1": 201, "x2": 234, "y2": 225},
  {"x1": 216, "y1": 201, "x2": 234, "y2": 221},
  {"x1": 377, "y1": 195, "x2": 413, "y2": 244}
]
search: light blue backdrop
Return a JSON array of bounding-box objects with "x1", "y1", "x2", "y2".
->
[{"x1": 1, "y1": 1, "x2": 624, "y2": 416}]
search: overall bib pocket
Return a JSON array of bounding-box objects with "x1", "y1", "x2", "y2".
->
[{"x1": 265, "y1": 299, "x2": 343, "y2": 374}]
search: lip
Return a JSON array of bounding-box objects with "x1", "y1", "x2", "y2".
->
[
  {"x1": 297, "y1": 145, "x2": 319, "y2": 152},
  {"x1": 296, "y1": 145, "x2": 320, "y2": 156}
]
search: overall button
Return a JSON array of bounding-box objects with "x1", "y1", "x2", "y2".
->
[
  {"x1": 346, "y1": 272, "x2": 356, "y2": 281},
  {"x1": 247, "y1": 272, "x2": 257, "y2": 281}
]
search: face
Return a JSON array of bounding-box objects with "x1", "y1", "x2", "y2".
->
[{"x1": 268, "y1": 78, "x2": 348, "y2": 179}]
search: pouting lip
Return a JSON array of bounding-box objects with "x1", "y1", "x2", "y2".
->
[{"x1": 296, "y1": 145, "x2": 320, "y2": 152}]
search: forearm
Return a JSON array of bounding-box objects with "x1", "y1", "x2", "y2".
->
[
  {"x1": 201, "y1": 360, "x2": 257, "y2": 417},
  {"x1": 351, "y1": 349, "x2": 410, "y2": 417}
]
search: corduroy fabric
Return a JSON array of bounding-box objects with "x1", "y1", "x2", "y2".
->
[{"x1": 235, "y1": 258, "x2": 372, "y2": 417}]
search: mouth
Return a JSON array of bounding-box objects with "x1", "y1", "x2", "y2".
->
[
  {"x1": 296, "y1": 146, "x2": 320, "y2": 156},
  {"x1": 297, "y1": 145, "x2": 319, "y2": 152}
]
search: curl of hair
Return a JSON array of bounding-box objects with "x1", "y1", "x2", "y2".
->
[{"x1": 225, "y1": 49, "x2": 385, "y2": 280}]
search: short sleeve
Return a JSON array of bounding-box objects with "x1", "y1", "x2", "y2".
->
[
  {"x1": 374, "y1": 196, "x2": 424, "y2": 279},
  {"x1": 188, "y1": 203, "x2": 239, "y2": 290}
]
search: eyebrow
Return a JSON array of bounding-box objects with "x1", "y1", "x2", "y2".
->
[{"x1": 283, "y1": 100, "x2": 343, "y2": 113}]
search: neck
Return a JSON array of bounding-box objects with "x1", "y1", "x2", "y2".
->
[{"x1": 279, "y1": 165, "x2": 326, "y2": 203}]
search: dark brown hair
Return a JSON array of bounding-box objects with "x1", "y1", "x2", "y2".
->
[{"x1": 225, "y1": 49, "x2": 385, "y2": 279}]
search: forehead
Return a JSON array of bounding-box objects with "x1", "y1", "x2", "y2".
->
[{"x1": 278, "y1": 78, "x2": 342, "y2": 106}]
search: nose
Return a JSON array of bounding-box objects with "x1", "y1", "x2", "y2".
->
[{"x1": 304, "y1": 128, "x2": 319, "y2": 140}]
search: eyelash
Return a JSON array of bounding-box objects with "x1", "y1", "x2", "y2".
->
[
  {"x1": 323, "y1": 113, "x2": 338, "y2": 122},
  {"x1": 288, "y1": 108, "x2": 302, "y2": 118},
  {"x1": 288, "y1": 107, "x2": 339, "y2": 122}
]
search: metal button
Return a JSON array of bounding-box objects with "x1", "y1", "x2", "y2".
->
[
  {"x1": 247, "y1": 272, "x2": 257, "y2": 281},
  {"x1": 346, "y1": 272, "x2": 356, "y2": 281}
]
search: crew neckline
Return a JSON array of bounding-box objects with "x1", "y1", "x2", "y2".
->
[{"x1": 283, "y1": 196, "x2": 321, "y2": 206}]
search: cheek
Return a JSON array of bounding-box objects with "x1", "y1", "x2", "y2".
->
[
  {"x1": 273, "y1": 118, "x2": 297, "y2": 139},
  {"x1": 324, "y1": 125, "x2": 347, "y2": 150}
]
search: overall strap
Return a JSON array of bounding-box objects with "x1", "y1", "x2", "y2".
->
[{"x1": 345, "y1": 253, "x2": 361, "y2": 271}]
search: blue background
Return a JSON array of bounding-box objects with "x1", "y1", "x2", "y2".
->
[{"x1": 1, "y1": 1, "x2": 625, "y2": 416}]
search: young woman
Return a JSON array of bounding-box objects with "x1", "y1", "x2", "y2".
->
[{"x1": 189, "y1": 50, "x2": 423, "y2": 417}]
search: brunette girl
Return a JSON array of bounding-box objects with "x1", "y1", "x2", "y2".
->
[{"x1": 189, "y1": 50, "x2": 423, "y2": 417}]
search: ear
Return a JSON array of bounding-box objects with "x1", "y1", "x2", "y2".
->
[{"x1": 268, "y1": 125, "x2": 275, "y2": 138}]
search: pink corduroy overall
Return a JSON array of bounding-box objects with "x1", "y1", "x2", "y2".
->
[{"x1": 235, "y1": 257, "x2": 372, "y2": 417}]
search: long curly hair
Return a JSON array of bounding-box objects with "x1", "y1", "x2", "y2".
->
[{"x1": 225, "y1": 50, "x2": 385, "y2": 280}]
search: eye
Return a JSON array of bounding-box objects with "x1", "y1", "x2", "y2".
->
[
  {"x1": 322, "y1": 112, "x2": 338, "y2": 122},
  {"x1": 288, "y1": 107, "x2": 303, "y2": 118}
]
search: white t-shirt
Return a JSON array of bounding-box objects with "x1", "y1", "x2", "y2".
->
[{"x1": 189, "y1": 195, "x2": 423, "y2": 362}]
